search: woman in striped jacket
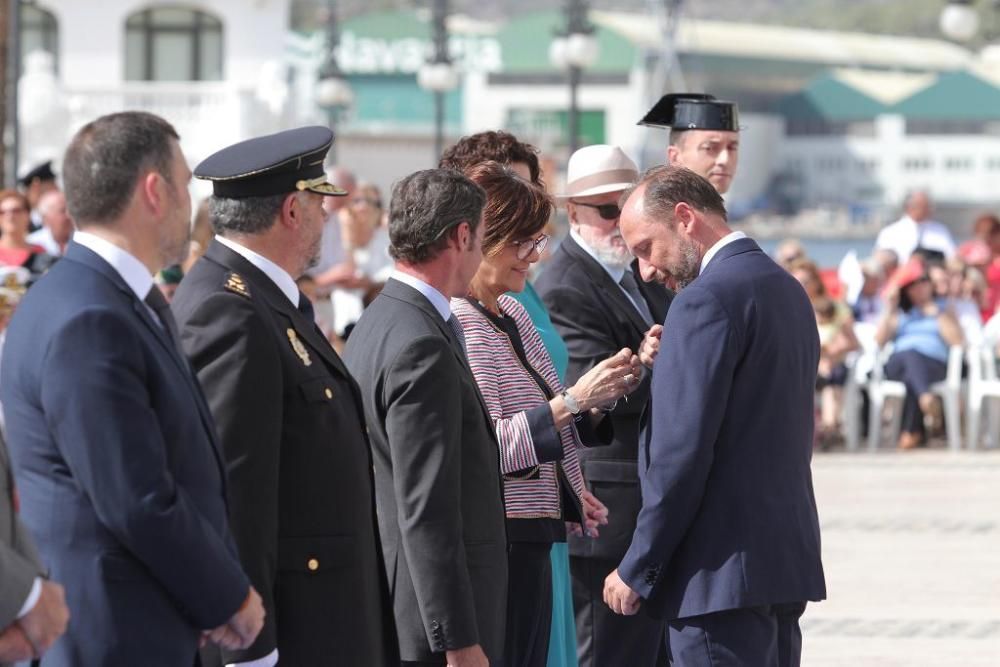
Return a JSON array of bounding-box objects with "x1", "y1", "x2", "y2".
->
[{"x1": 453, "y1": 161, "x2": 643, "y2": 667}]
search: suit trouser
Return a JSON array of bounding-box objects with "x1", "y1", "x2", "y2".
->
[
  {"x1": 667, "y1": 601, "x2": 808, "y2": 667},
  {"x1": 570, "y1": 556, "x2": 668, "y2": 667}
]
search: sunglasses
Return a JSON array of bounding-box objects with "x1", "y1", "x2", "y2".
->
[
  {"x1": 510, "y1": 234, "x2": 550, "y2": 260},
  {"x1": 573, "y1": 202, "x2": 621, "y2": 220}
]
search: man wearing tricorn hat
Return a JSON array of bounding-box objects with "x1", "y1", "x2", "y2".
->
[
  {"x1": 639, "y1": 93, "x2": 741, "y2": 194},
  {"x1": 172, "y1": 126, "x2": 396, "y2": 666}
]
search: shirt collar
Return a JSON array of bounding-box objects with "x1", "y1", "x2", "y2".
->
[
  {"x1": 390, "y1": 269, "x2": 451, "y2": 321},
  {"x1": 73, "y1": 230, "x2": 154, "y2": 301},
  {"x1": 215, "y1": 235, "x2": 299, "y2": 307},
  {"x1": 569, "y1": 228, "x2": 628, "y2": 284},
  {"x1": 700, "y1": 231, "x2": 747, "y2": 275}
]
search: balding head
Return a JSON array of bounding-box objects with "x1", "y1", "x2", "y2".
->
[
  {"x1": 619, "y1": 165, "x2": 731, "y2": 290},
  {"x1": 904, "y1": 190, "x2": 932, "y2": 223},
  {"x1": 37, "y1": 189, "x2": 74, "y2": 245}
]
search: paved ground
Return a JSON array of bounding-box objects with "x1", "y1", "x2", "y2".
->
[{"x1": 802, "y1": 449, "x2": 1000, "y2": 666}]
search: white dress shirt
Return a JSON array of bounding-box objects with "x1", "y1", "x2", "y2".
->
[
  {"x1": 700, "y1": 231, "x2": 747, "y2": 275},
  {"x1": 216, "y1": 236, "x2": 298, "y2": 307},
  {"x1": 875, "y1": 215, "x2": 956, "y2": 263},
  {"x1": 390, "y1": 269, "x2": 451, "y2": 321},
  {"x1": 569, "y1": 228, "x2": 650, "y2": 318},
  {"x1": 73, "y1": 231, "x2": 154, "y2": 301}
]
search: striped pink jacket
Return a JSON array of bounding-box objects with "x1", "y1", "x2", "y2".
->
[{"x1": 452, "y1": 295, "x2": 587, "y2": 520}]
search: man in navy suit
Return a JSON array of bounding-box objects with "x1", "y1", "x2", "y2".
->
[
  {"x1": 603, "y1": 165, "x2": 825, "y2": 666},
  {"x1": 0, "y1": 111, "x2": 264, "y2": 666}
]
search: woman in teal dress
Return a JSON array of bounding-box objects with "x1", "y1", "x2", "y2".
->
[{"x1": 512, "y1": 280, "x2": 578, "y2": 667}]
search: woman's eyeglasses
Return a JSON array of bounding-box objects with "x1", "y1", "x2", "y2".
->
[
  {"x1": 351, "y1": 197, "x2": 382, "y2": 208},
  {"x1": 510, "y1": 234, "x2": 550, "y2": 260},
  {"x1": 573, "y1": 202, "x2": 621, "y2": 220}
]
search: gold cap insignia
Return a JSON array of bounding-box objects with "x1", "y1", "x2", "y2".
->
[
  {"x1": 287, "y1": 328, "x2": 312, "y2": 366},
  {"x1": 224, "y1": 272, "x2": 251, "y2": 298}
]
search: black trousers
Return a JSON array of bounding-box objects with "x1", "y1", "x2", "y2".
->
[
  {"x1": 885, "y1": 349, "x2": 947, "y2": 434},
  {"x1": 505, "y1": 541, "x2": 553, "y2": 667},
  {"x1": 667, "y1": 602, "x2": 808, "y2": 667},
  {"x1": 570, "y1": 556, "x2": 668, "y2": 667}
]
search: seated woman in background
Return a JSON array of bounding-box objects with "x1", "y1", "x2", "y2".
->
[
  {"x1": 330, "y1": 182, "x2": 393, "y2": 339},
  {"x1": 876, "y1": 258, "x2": 965, "y2": 450},
  {"x1": 453, "y1": 161, "x2": 642, "y2": 667},
  {"x1": 0, "y1": 190, "x2": 55, "y2": 284},
  {"x1": 790, "y1": 259, "x2": 860, "y2": 446}
]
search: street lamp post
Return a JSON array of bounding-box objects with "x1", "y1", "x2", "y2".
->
[
  {"x1": 315, "y1": 0, "x2": 353, "y2": 164},
  {"x1": 940, "y1": 0, "x2": 982, "y2": 41},
  {"x1": 418, "y1": 0, "x2": 457, "y2": 161},
  {"x1": 549, "y1": 0, "x2": 599, "y2": 155}
]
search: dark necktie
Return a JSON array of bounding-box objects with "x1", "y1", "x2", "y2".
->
[
  {"x1": 446, "y1": 315, "x2": 467, "y2": 355},
  {"x1": 619, "y1": 270, "x2": 654, "y2": 327},
  {"x1": 298, "y1": 292, "x2": 315, "y2": 322},
  {"x1": 144, "y1": 287, "x2": 187, "y2": 362}
]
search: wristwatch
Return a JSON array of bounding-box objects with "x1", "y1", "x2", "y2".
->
[{"x1": 561, "y1": 389, "x2": 582, "y2": 416}]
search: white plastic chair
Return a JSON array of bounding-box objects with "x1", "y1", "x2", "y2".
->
[
  {"x1": 842, "y1": 322, "x2": 878, "y2": 451},
  {"x1": 966, "y1": 344, "x2": 1000, "y2": 450},
  {"x1": 867, "y1": 345, "x2": 963, "y2": 451},
  {"x1": 866, "y1": 345, "x2": 907, "y2": 451},
  {"x1": 930, "y1": 346, "x2": 965, "y2": 452}
]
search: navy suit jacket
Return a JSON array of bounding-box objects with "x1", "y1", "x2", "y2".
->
[
  {"x1": 0, "y1": 242, "x2": 249, "y2": 666},
  {"x1": 618, "y1": 238, "x2": 826, "y2": 620}
]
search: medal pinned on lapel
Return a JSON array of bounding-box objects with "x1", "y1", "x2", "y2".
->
[{"x1": 287, "y1": 328, "x2": 312, "y2": 366}]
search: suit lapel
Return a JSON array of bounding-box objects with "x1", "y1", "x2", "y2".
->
[
  {"x1": 203, "y1": 241, "x2": 354, "y2": 383},
  {"x1": 699, "y1": 237, "x2": 761, "y2": 278},
  {"x1": 63, "y1": 244, "x2": 226, "y2": 471},
  {"x1": 561, "y1": 235, "x2": 650, "y2": 337},
  {"x1": 381, "y1": 280, "x2": 497, "y2": 432}
]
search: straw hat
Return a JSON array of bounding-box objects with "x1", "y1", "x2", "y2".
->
[{"x1": 556, "y1": 145, "x2": 638, "y2": 199}]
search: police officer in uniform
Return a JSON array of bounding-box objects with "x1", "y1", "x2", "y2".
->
[{"x1": 172, "y1": 127, "x2": 396, "y2": 666}]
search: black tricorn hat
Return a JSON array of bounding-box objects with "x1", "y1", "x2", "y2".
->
[
  {"x1": 18, "y1": 160, "x2": 56, "y2": 187},
  {"x1": 638, "y1": 93, "x2": 740, "y2": 132},
  {"x1": 195, "y1": 126, "x2": 347, "y2": 199}
]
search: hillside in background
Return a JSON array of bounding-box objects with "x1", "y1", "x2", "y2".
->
[{"x1": 293, "y1": 0, "x2": 999, "y2": 42}]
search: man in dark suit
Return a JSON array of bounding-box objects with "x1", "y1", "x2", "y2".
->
[
  {"x1": 0, "y1": 429, "x2": 69, "y2": 664},
  {"x1": 344, "y1": 169, "x2": 507, "y2": 667},
  {"x1": 172, "y1": 126, "x2": 396, "y2": 666},
  {"x1": 535, "y1": 145, "x2": 671, "y2": 667},
  {"x1": 605, "y1": 165, "x2": 826, "y2": 666},
  {"x1": 0, "y1": 111, "x2": 264, "y2": 666}
]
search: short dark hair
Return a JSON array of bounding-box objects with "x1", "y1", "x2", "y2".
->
[
  {"x1": 62, "y1": 111, "x2": 179, "y2": 225},
  {"x1": 463, "y1": 161, "x2": 552, "y2": 257},
  {"x1": 388, "y1": 169, "x2": 486, "y2": 264},
  {"x1": 668, "y1": 129, "x2": 689, "y2": 147},
  {"x1": 439, "y1": 131, "x2": 542, "y2": 186},
  {"x1": 209, "y1": 193, "x2": 290, "y2": 236},
  {"x1": 622, "y1": 165, "x2": 727, "y2": 225}
]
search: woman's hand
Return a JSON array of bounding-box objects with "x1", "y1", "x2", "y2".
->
[
  {"x1": 568, "y1": 348, "x2": 643, "y2": 411},
  {"x1": 568, "y1": 489, "x2": 610, "y2": 538}
]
